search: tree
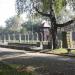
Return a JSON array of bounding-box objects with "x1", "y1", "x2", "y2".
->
[
  {"x1": 5, "y1": 15, "x2": 23, "y2": 32},
  {"x1": 21, "y1": 19, "x2": 41, "y2": 32},
  {"x1": 16, "y1": 0, "x2": 75, "y2": 49}
]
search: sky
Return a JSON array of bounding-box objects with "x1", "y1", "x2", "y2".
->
[
  {"x1": 0, "y1": 0, "x2": 74, "y2": 28},
  {"x1": 0, "y1": 0, "x2": 16, "y2": 27}
]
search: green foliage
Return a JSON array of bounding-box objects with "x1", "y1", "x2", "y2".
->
[
  {"x1": 21, "y1": 20, "x2": 40, "y2": 32},
  {"x1": 5, "y1": 15, "x2": 23, "y2": 32},
  {"x1": 20, "y1": 28, "x2": 27, "y2": 33},
  {"x1": 54, "y1": 0, "x2": 66, "y2": 15},
  {"x1": 41, "y1": 0, "x2": 50, "y2": 12},
  {"x1": 16, "y1": 0, "x2": 67, "y2": 17}
]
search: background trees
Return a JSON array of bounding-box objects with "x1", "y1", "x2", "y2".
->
[
  {"x1": 21, "y1": 21, "x2": 39, "y2": 32},
  {"x1": 5, "y1": 15, "x2": 23, "y2": 32}
]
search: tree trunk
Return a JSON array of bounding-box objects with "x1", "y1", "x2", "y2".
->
[
  {"x1": 51, "y1": 26, "x2": 57, "y2": 49},
  {"x1": 48, "y1": 0, "x2": 58, "y2": 49}
]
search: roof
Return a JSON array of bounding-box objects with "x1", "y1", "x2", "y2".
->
[{"x1": 41, "y1": 20, "x2": 50, "y2": 27}]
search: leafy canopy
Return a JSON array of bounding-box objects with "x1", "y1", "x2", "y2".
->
[
  {"x1": 41, "y1": 0, "x2": 66, "y2": 15},
  {"x1": 16, "y1": 0, "x2": 66, "y2": 16},
  {"x1": 54, "y1": 0, "x2": 66, "y2": 15}
]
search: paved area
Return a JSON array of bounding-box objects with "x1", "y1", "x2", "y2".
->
[
  {"x1": 0, "y1": 47, "x2": 75, "y2": 62},
  {"x1": 0, "y1": 47, "x2": 75, "y2": 75},
  {"x1": 0, "y1": 47, "x2": 29, "y2": 60},
  {"x1": 0, "y1": 47, "x2": 75, "y2": 61}
]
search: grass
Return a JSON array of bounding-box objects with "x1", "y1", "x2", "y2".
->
[
  {"x1": 0, "y1": 61, "x2": 33, "y2": 75},
  {"x1": 53, "y1": 48, "x2": 67, "y2": 54},
  {"x1": 71, "y1": 50, "x2": 75, "y2": 54},
  {"x1": 48, "y1": 48, "x2": 75, "y2": 56}
]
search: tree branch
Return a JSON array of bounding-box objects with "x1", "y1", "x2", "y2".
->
[
  {"x1": 34, "y1": 7, "x2": 50, "y2": 17},
  {"x1": 56, "y1": 20, "x2": 74, "y2": 27}
]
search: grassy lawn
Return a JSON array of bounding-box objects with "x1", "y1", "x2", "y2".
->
[{"x1": 0, "y1": 61, "x2": 33, "y2": 75}]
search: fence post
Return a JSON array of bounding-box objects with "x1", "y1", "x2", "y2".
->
[
  {"x1": 8, "y1": 34, "x2": 10, "y2": 42},
  {"x1": 32, "y1": 32, "x2": 34, "y2": 43},
  {"x1": 36, "y1": 32, "x2": 39, "y2": 42},
  {"x1": 70, "y1": 32, "x2": 73, "y2": 48},
  {"x1": 27, "y1": 32, "x2": 29, "y2": 43},
  {"x1": 19, "y1": 33, "x2": 21, "y2": 43},
  {"x1": 0, "y1": 35, "x2": 1, "y2": 42},
  {"x1": 3, "y1": 34, "x2": 6, "y2": 43},
  {"x1": 24, "y1": 34, "x2": 26, "y2": 43},
  {"x1": 13, "y1": 34, "x2": 15, "y2": 42},
  {"x1": 62, "y1": 32, "x2": 68, "y2": 48},
  {"x1": 41, "y1": 32, "x2": 43, "y2": 42}
]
